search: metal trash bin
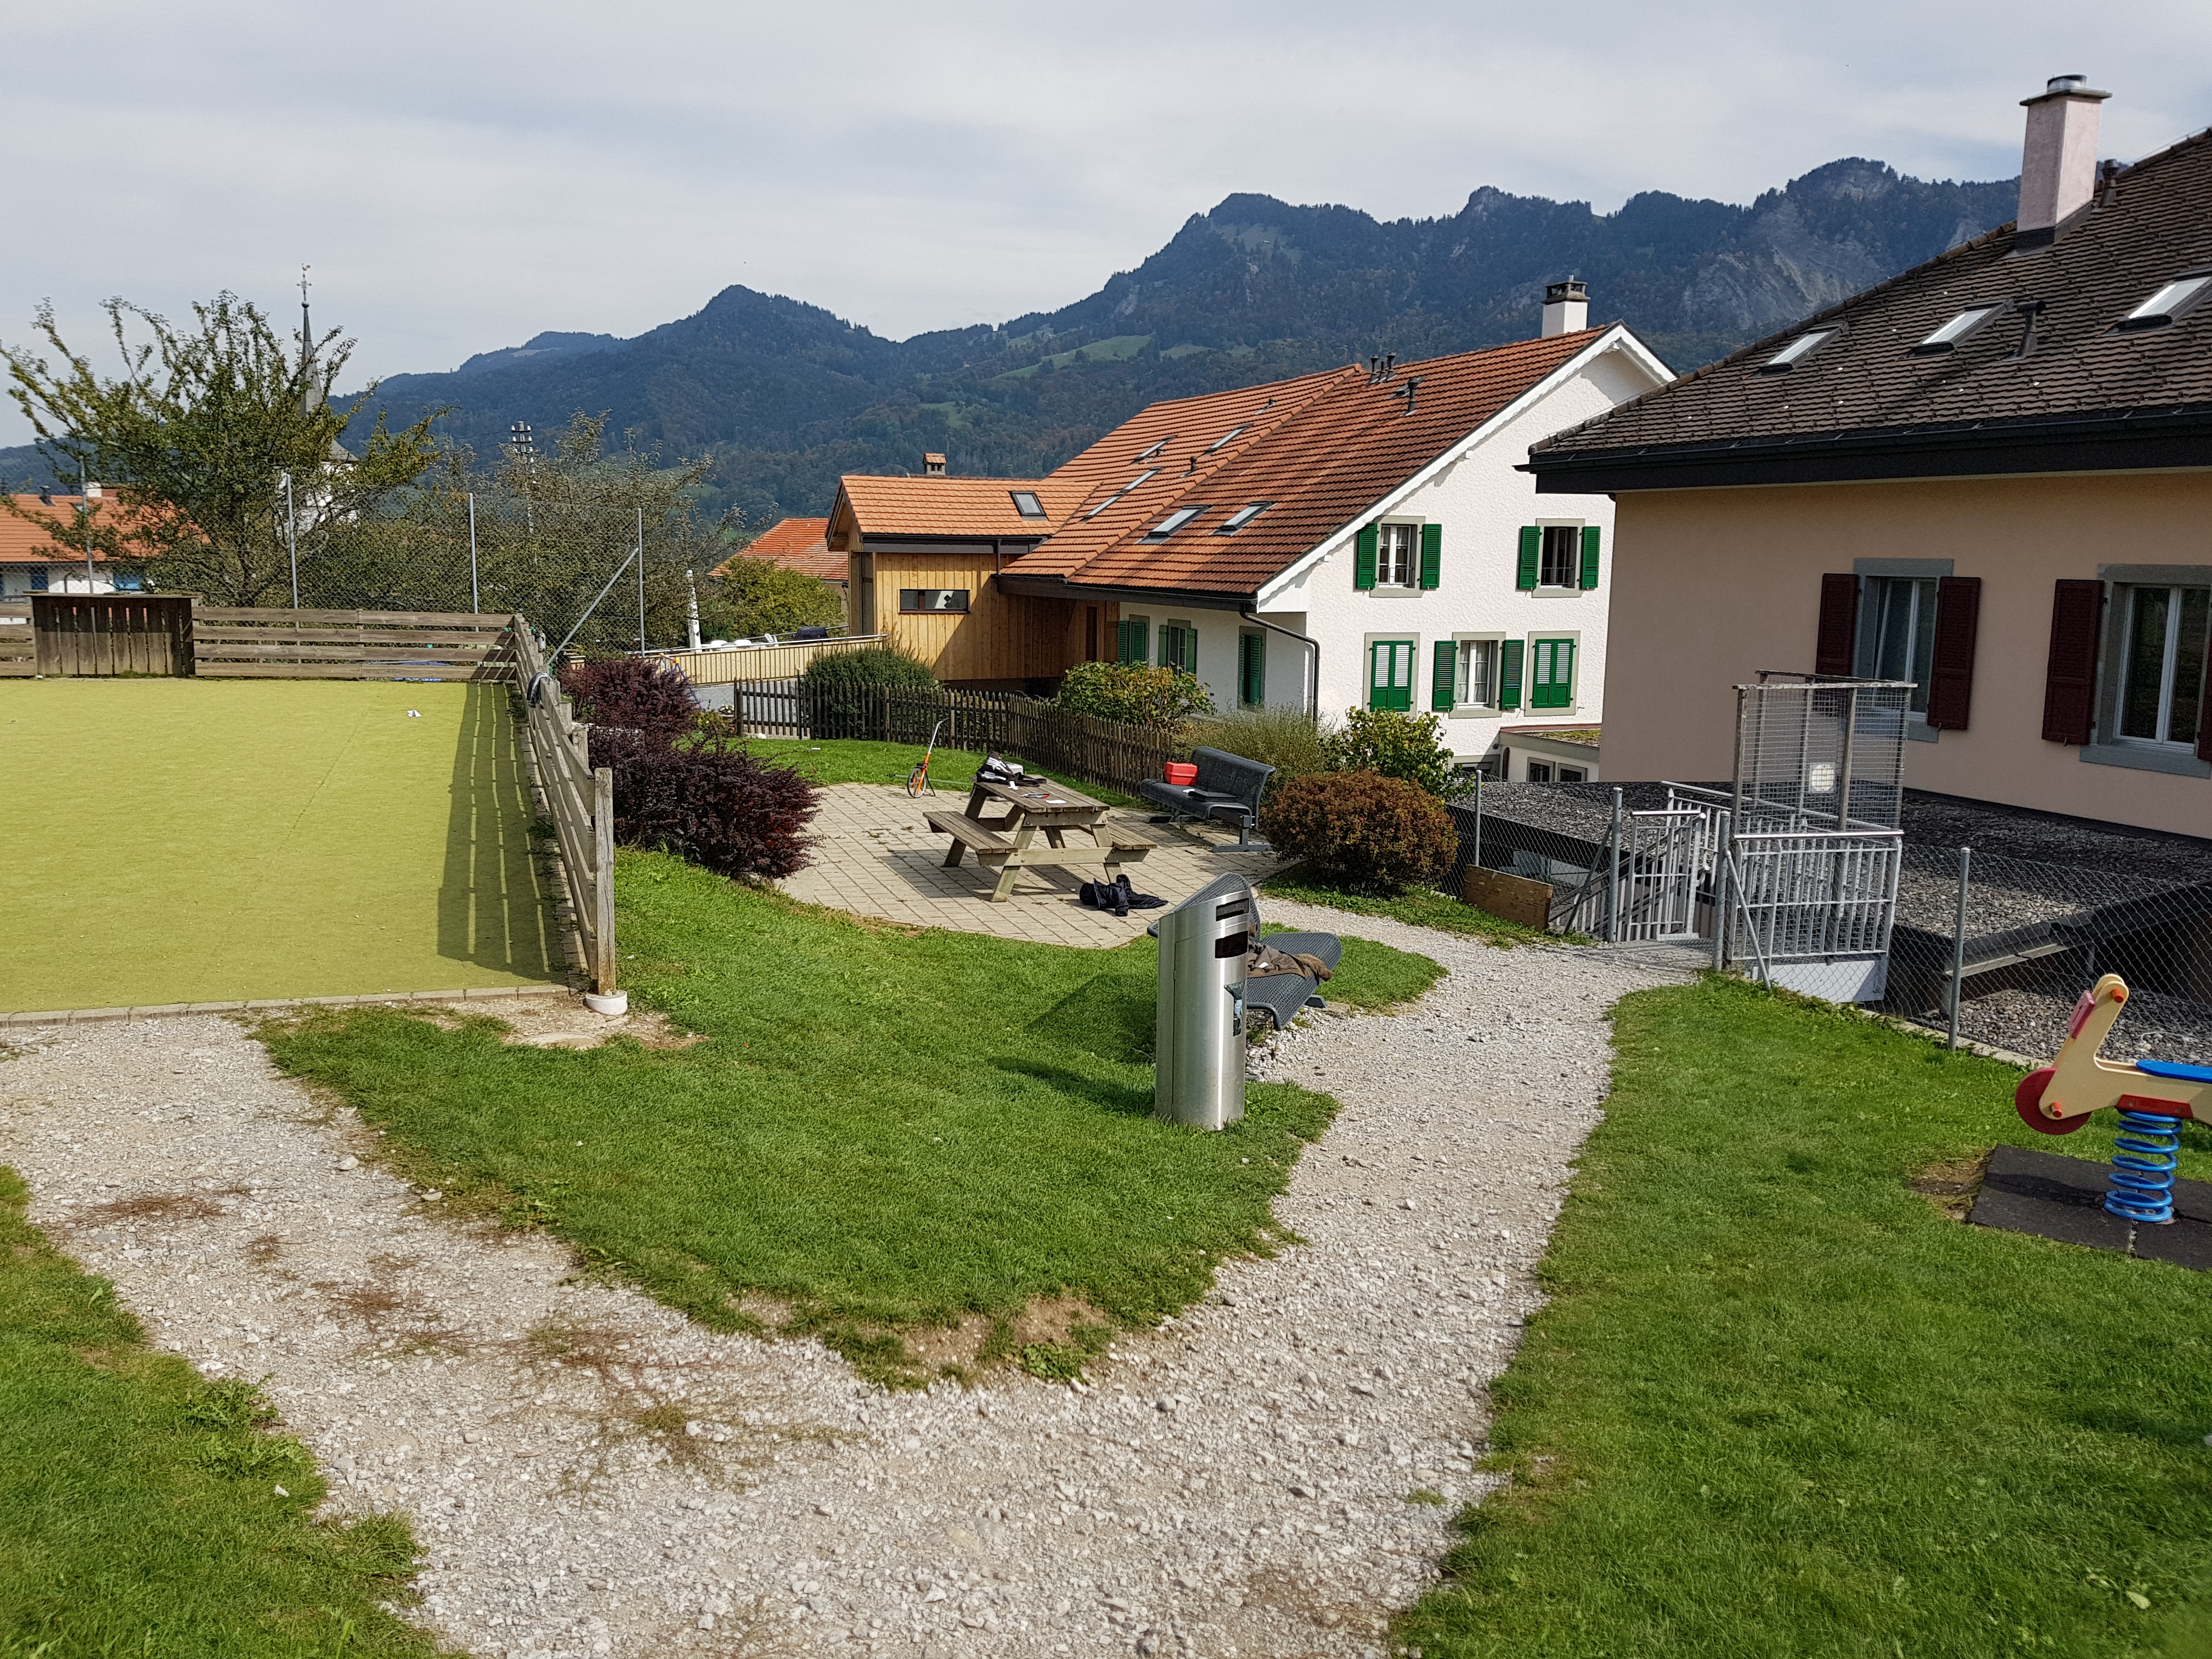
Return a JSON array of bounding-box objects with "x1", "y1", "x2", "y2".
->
[{"x1": 1150, "y1": 873, "x2": 1256, "y2": 1130}]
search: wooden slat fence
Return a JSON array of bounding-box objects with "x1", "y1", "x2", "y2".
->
[
  {"x1": 741, "y1": 681, "x2": 1182, "y2": 798},
  {"x1": 193, "y1": 607, "x2": 515, "y2": 680},
  {"x1": 21, "y1": 594, "x2": 195, "y2": 677},
  {"x1": 654, "y1": 634, "x2": 887, "y2": 685},
  {"x1": 512, "y1": 619, "x2": 616, "y2": 994},
  {"x1": 0, "y1": 603, "x2": 29, "y2": 678}
]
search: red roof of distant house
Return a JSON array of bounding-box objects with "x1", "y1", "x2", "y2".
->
[
  {"x1": 1, "y1": 493, "x2": 127, "y2": 563},
  {"x1": 710, "y1": 517, "x2": 844, "y2": 583}
]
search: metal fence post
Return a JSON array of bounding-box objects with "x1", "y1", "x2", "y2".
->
[
  {"x1": 467, "y1": 493, "x2": 479, "y2": 616},
  {"x1": 1607, "y1": 787, "x2": 1623, "y2": 942},
  {"x1": 1711, "y1": 810, "x2": 1732, "y2": 973},
  {"x1": 1947, "y1": 845, "x2": 1972, "y2": 1049},
  {"x1": 1471, "y1": 772, "x2": 1483, "y2": 889},
  {"x1": 635, "y1": 507, "x2": 646, "y2": 653}
]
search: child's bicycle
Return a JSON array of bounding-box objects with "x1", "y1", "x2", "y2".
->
[
  {"x1": 905, "y1": 720, "x2": 946, "y2": 797},
  {"x1": 2016, "y1": 973, "x2": 2211, "y2": 1223}
]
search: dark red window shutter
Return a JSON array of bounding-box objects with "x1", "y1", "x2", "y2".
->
[
  {"x1": 1815, "y1": 574, "x2": 1859, "y2": 676},
  {"x1": 2040, "y1": 579, "x2": 2105, "y2": 745},
  {"x1": 1925, "y1": 576, "x2": 1982, "y2": 730}
]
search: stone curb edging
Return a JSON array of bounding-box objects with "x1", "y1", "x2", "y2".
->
[{"x1": 0, "y1": 983, "x2": 578, "y2": 1029}]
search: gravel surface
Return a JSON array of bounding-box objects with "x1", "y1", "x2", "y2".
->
[{"x1": 0, "y1": 913, "x2": 1690, "y2": 1659}]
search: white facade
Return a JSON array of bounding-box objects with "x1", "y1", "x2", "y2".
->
[
  {"x1": 1109, "y1": 329, "x2": 1672, "y2": 765},
  {"x1": 0, "y1": 565, "x2": 120, "y2": 597}
]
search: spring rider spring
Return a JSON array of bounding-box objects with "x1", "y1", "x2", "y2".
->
[{"x1": 2015, "y1": 974, "x2": 2212, "y2": 1224}]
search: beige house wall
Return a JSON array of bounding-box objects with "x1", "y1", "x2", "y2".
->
[{"x1": 1602, "y1": 471, "x2": 2212, "y2": 837}]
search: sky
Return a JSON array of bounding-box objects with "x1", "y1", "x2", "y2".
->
[{"x1": 4, "y1": 0, "x2": 2210, "y2": 446}]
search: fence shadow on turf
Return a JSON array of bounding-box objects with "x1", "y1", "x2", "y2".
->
[{"x1": 439, "y1": 684, "x2": 562, "y2": 983}]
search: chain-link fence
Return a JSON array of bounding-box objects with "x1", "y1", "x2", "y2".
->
[{"x1": 1882, "y1": 842, "x2": 2212, "y2": 1063}]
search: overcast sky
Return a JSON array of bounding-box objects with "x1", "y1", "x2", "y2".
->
[{"x1": 4, "y1": 1, "x2": 2209, "y2": 445}]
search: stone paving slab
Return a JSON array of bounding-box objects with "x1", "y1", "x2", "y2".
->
[{"x1": 781, "y1": 782, "x2": 1284, "y2": 947}]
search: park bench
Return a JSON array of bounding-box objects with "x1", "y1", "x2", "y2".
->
[{"x1": 1137, "y1": 747, "x2": 1276, "y2": 848}]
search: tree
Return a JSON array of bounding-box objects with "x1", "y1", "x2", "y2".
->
[
  {"x1": 704, "y1": 554, "x2": 843, "y2": 639},
  {"x1": 1, "y1": 294, "x2": 438, "y2": 603}
]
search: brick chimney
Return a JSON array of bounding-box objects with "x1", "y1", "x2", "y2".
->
[
  {"x1": 922, "y1": 452, "x2": 947, "y2": 477},
  {"x1": 2016, "y1": 75, "x2": 2109, "y2": 251},
  {"x1": 1541, "y1": 278, "x2": 1589, "y2": 338}
]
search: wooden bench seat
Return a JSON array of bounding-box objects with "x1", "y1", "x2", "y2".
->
[{"x1": 924, "y1": 810, "x2": 1015, "y2": 864}]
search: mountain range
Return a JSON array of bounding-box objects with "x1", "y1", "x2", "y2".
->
[{"x1": 4, "y1": 159, "x2": 2018, "y2": 526}]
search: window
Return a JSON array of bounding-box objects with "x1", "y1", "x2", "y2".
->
[
  {"x1": 1456, "y1": 639, "x2": 1499, "y2": 707},
  {"x1": 114, "y1": 573, "x2": 143, "y2": 592},
  {"x1": 2116, "y1": 270, "x2": 2212, "y2": 332},
  {"x1": 1116, "y1": 616, "x2": 1150, "y2": 664},
  {"x1": 1085, "y1": 469, "x2": 1158, "y2": 518},
  {"x1": 1558, "y1": 766, "x2": 1588, "y2": 783},
  {"x1": 1159, "y1": 620, "x2": 1197, "y2": 674},
  {"x1": 1538, "y1": 526, "x2": 1582, "y2": 588},
  {"x1": 1528, "y1": 637, "x2": 1576, "y2": 709},
  {"x1": 1525, "y1": 761, "x2": 1554, "y2": 783},
  {"x1": 1141, "y1": 505, "x2": 1208, "y2": 541},
  {"x1": 29, "y1": 568, "x2": 49, "y2": 591},
  {"x1": 1759, "y1": 328, "x2": 1841, "y2": 373},
  {"x1": 1135, "y1": 436, "x2": 1175, "y2": 461},
  {"x1": 1368, "y1": 639, "x2": 1415, "y2": 710},
  {"x1": 1376, "y1": 523, "x2": 1419, "y2": 587},
  {"x1": 1238, "y1": 631, "x2": 1266, "y2": 707},
  {"x1": 2115, "y1": 584, "x2": 2209, "y2": 748},
  {"x1": 899, "y1": 588, "x2": 969, "y2": 613},
  {"x1": 1204, "y1": 425, "x2": 1249, "y2": 453},
  {"x1": 1911, "y1": 304, "x2": 2002, "y2": 354},
  {"x1": 1216, "y1": 502, "x2": 1272, "y2": 535},
  {"x1": 1855, "y1": 576, "x2": 1940, "y2": 714},
  {"x1": 1009, "y1": 489, "x2": 1047, "y2": 519}
]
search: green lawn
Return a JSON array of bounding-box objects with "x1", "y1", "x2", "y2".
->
[
  {"x1": 259, "y1": 851, "x2": 1440, "y2": 1385},
  {"x1": 0, "y1": 679, "x2": 557, "y2": 1011},
  {"x1": 0, "y1": 1167, "x2": 436, "y2": 1657},
  {"x1": 1402, "y1": 978, "x2": 2212, "y2": 1658},
  {"x1": 745, "y1": 737, "x2": 1137, "y2": 805}
]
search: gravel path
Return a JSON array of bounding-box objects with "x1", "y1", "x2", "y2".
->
[{"x1": 0, "y1": 914, "x2": 1690, "y2": 1659}]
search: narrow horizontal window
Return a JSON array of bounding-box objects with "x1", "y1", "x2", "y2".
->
[
  {"x1": 1204, "y1": 425, "x2": 1250, "y2": 453},
  {"x1": 1008, "y1": 489, "x2": 1047, "y2": 518},
  {"x1": 1758, "y1": 328, "x2": 1839, "y2": 373},
  {"x1": 1215, "y1": 501, "x2": 1273, "y2": 535},
  {"x1": 1084, "y1": 469, "x2": 1158, "y2": 519},
  {"x1": 1134, "y1": 436, "x2": 1175, "y2": 461},
  {"x1": 2115, "y1": 270, "x2": 2212, "y2": 332},
  {"x1": 899, "y1": 589, "x2": 969, "y2": 613},
  {"x1": 1911, "y1": 305, "x2": 2002, "y2": 354},
  {"x1": 1141, "y1": 506, "x2": 1209, "y2": 542}
]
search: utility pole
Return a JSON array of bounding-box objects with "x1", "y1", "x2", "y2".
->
[{"x1": 283, "y1": 471, "x2": 301, "y2": 610}]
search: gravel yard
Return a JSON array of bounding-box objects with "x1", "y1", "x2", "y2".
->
[{"x1": 0, "y1": 911, "x2": 1689, "y2": 1659}]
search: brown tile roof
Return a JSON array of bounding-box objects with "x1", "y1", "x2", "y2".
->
[
  {"x1": 1528, "y1": 127, "x2": 2212, "y2": 489},
  {"x1": 831, "y1": 476, "x2": 1085, "y2": 541},
  {"x1": 710, "y1": 516, "x2": 844, "y2": 582},
  {"x1": 1019, "y1": 331, "x2": 1615, "y2": 597}
]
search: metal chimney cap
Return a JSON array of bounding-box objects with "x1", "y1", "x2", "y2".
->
[
  {"x1": 2023, "y1": 74, "x2": 2109, "y2": 105},
  {"x1": 1545, "y1": 277, "x2": 1589, "y2": 303}
]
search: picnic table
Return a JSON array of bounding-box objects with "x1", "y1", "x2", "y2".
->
[{"x1": 923, "y1": 777, "x2": 1156, "y2": 902}]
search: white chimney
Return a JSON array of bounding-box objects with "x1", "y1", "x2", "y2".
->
[
  {"x1": 1541, "y1": 278, "x2": 1589, "y2": 338},
  {"x1": 2016, "y1": 75, "x2": 2109, "y2": 250}
]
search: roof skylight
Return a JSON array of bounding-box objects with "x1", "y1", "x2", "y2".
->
[
  {"x1": 1215, "y1": 502, "x2": 1273, "y2": 534},
  {"x1": 2115, "y1": 270, "x2": 2212, "y2": 332},
  {"x1": 1141, "y1": 505, "x2": 1209, "y2": 542},
  {"x1": 1083, "y1": 469, "x2": 1158, "y2": 519},
  {"x1": 1911, "y1": 305, "x2": 2003, "y2": 354},
  {"x1": 1204, "y1": 425, "x2": 1250, "y2": 453},
  {"x1": 1009, "y1": 489, "x2": 1047, "y2": 518},
  {"x1": 1758, "y1": 327, "x2": 1841, "y2": 373},
  {"x1": 1134, "y1": 436, "x2": 1175, "y2": 461}
]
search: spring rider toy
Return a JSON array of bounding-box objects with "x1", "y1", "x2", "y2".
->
[{"x1": 2015, "y1": 974, "x2": 2211, "y2": 1224}]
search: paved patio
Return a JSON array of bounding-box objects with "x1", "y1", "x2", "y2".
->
[{"x1": 780, "y1": 781, "x2": 1284, "y2": 945}]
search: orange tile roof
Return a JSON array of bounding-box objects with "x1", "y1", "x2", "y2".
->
[
  {"x1": 830, "y1": 476, "x2": 1085, "y2": 542},
  {"x1": 1019, "y1": 330, "x2": 1615, "y2": 597},
  {"x1": 710, "y1": 516, "x2": 844, "y2": 582},
  {"x1": 0, "y1": 493, "x2": 134, "y2": 564}
]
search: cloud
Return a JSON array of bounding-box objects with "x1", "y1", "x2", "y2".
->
[{"x1": 4, "y1": 0, "x2": 2208, "y2": 445}]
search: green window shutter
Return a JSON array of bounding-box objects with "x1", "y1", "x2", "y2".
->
[
  {"x1": 1355, "y1": 524, "x2": 1379, "y2": 590},
  {"x1": 1369, "y1": 641, "x2": 1414, "y2": 711},
  {"x1": 1498, "y1": 639, "x2": 1524, "y2": 709},
  {"x1": 1238, "y1": 633, "x2": 1265, "y2": 706},
  {"x1": 1132, "y1": 619, "x2": 1149, "y2": 665},
  {"x1": 1431, "y1": 640, "x2": 1456, "y2": 711},
  {"x1": 1419, "y1": 523, "x2": 1442, "y2": 590},
  {"x1": 1579, "y1": 526, "x2": 1601, "y2": 590},
  {"x1": 1530, "y1": 639, "x2": 1576, "y2": 708},
  {"x1": 1516, "y1": 526, "x2": 1540, "y2": 591},
  {"x1": 1114, "y1": 619, "x2": 1131, "y2": 663}
]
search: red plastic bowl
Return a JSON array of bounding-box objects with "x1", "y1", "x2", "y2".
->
[{"x1": 1163, "y1": 762, "x2": 1199, "y2": 786}]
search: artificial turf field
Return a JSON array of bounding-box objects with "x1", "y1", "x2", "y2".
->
[{"x1": 0, "y1": 679, "x2": 559, "y2": 1011}]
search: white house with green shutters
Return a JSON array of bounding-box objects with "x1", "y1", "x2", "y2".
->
[{"x1": 988, "y1": 286, "x2": 1671, "y2": 775}]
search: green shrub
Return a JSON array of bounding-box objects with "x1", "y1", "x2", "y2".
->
[
  {"x1": 1192, "y1": 707, "x2": 1338, "y2": 791},
  {"x1": 802, "y1": 644, "x2": 938, "y2": 739},
  {"x1": 702, "y1": 556, "x2": 844, "y2": 640},
  {"x1": 1258, "y1": 769, "x2": 1456, "y2": 895},
  {"x1": 1327, "y1": 706, "x2": 1457, "y2": 797},
  {"x1": 1056, "y1": 661, "x2": 1214, "y2": 730}
]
